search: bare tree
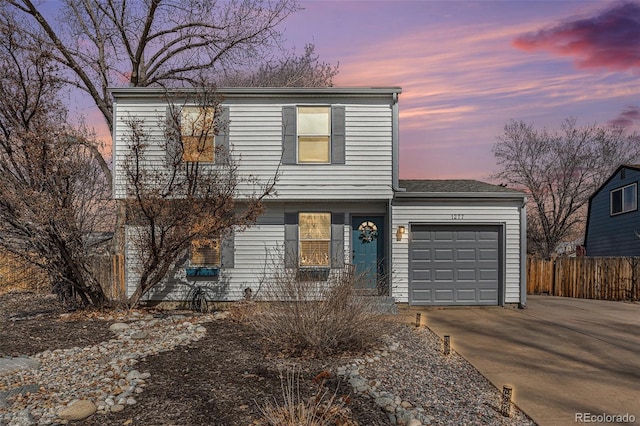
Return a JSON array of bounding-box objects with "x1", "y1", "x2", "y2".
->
[
  {"x1": 0, "y1": 14, "x2": 112, "y2": 307},
  {"x1": 493, "y1": 117, "x2": 640, "y2": 258},
  {"x1": 5, "y1": 0, "x2": 300, "y2": 135},
  {"x1": 219, "y1": 44, "x2": 339, "y2": 87},
  {"x1": 122, "y1": 90, "x2": 277, "y2": 307}
]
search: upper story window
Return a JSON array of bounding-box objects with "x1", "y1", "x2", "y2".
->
[
  {"x1": 299, "y1": 212, "x2": 331, "y2": 267},
  {"x1": 190, "y1": 238, "x2": 220, "y2": 267},
  {"x1": 610, "y1": 183, "x2": 637, "y2": 216},
  {"x1": 282, "y1": 105, "x2": 345, "y2": 165},
  {"x1": 181, "y1": 106, "x2": 216, "y2": 162},
  {"x1": 297, "y1": 107, "x2": 330, "y2": 163}
]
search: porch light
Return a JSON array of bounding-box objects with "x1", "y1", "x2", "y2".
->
[{"x1": 396, "y1": 225, "x2": 406, "y2": 241}]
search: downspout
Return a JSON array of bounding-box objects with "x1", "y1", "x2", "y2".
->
[
  {"x1": 390, "y1": 92, "x2": 401, "y2": 299},
  {"x1": 519, "y1": 196, "x2": 528, "y2": 308},
  {"x1": 391, "y1": 92, "x2": 403, "y2": 192},
  {"x1": 112, "y1": 96, "x2": 117, "y2": 196}
]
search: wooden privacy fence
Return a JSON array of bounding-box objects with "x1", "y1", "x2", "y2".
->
[
  {"x1": 91, "y1": 254, "x2": 126, "y2": 301},
  {"x1": 527, "y1": 256, "x2": 640, "y2": 301},
  {"x1": 1, "y1": 253, "x2": 125, "y2": 302},
  {"x1": 0, "y1": 253, "x2": 47, "y2": 291}
]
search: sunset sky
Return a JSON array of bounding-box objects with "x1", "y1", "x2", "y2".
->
[
  {"x1": 50, "y1": 0, "x2": 640, "y2": 182},
  {"x1": 281, "y1": 0, "x2": 640, "y2": 181}
]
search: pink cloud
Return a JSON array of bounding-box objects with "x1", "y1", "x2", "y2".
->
[
  {"x1": 608, "y1": 105, "x2": 640, "y2": 127},
  {"x1": 513, "y1": 1, "x2": 640, "y2": 71}
]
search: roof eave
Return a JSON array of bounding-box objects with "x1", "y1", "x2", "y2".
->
[
  {"x1": 394, "y1": 191, "x2": 526, "y2": 200},
  {"x1": 107, "y1": 86, "x2": 402, "y2": 99}
]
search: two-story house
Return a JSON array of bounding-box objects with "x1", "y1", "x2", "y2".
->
[
  {"x1": 110, "y1": 87, "x2": 527, "y2": 306},
  {"x1": 585, "y1": 165, "x2": 640, "y2": 256}
]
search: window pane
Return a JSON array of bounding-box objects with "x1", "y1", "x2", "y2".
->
[
  {"x1": 300, "y1": 241, "x2": 330, "y2": 266},
  {"x1": 191, "y1": 239, "x2": 220, "y2": 266},
  {"x1": 611, "y1": 189, "x2": 622, "y2": 214},
  {"x1": 181, "y1": 106, "x2": 216, "y2": 162},
  {"x1": 182, "y1": 135, "x2": 215, "y2": 162},
  {"x1": 298, "y1": 107, "x2": 330, "y2": 134},
  {"x1": 299, "y1": 213, "x2": 331, "y2": 239},
  {"x1": 298, "y1": 137, "x2": 329, "y2": 163},
  {"x1": 181, "y1": 107, "x2": 216, "y2": 137},
  {"x1": 624, "y1": 185, "x2": 636, "y2": 212}
]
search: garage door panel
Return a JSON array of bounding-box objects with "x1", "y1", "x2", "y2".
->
[
  {"x1": 479, "y1": 248, "x2": 498, "y2": 260},
  {"x1": 409, "y1": 225, "x2": 500, "y2": 305},
  {"x1": 434, "y1": 231, "x2": 454, "y2": 241},
  {"x1": 479, "y1": 231, "x2": 498, "y2": 241},
  {"x1": 434, "y1": 269, "x2": 454, "y2": 281},
  {"x1": 479, "y1": 289, "x2": 498, "y2": 301},
  {"x1": 479, "y1": 268, "x2": 498, "y2": 280},
  {"x1": 456, "y1": 248, "x2": 476, "y2": 260},
  {"x1": 457, "y1": 269, "x2": 477, "y2": 281},
  {"x1": 456, "y1": 231, "x2": 476, "y2": 241},
  {"x1": 412, "y1": 269, "x2": 431, "y2": 280},
  {"x1": 412, "y1": 248, "x2": 431, "y2": 260},
  {"x1": 434, "y1": 249, "x2": 453, "y2": 261},
  {"x1": 411, "y1": 230, "x2": 433, "y2": 241},
  {"x1": 434, "y1": 289, "x2": 454, "y2": 302},
  {"x1": 456, "y1": 289, "x2": 477, "y2": 301}
]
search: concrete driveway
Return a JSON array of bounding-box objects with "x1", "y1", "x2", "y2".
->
[{"x1": 402, "y1": 296, "x2": 640, "y2": 426}]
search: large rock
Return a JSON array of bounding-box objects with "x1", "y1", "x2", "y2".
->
[
  {"x1": 130, "y1": 331, "x2": 149, "y2": 340},
  {"x1": 109, "y1": 322, "x2": 130, "y2": 332},
  {"x1": 58, "y1": 400, "x2": 97, "y2": 421}
]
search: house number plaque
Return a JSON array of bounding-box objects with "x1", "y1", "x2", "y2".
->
[{"x1": 451, "y1": 214, "x2": 464, "y2": 220}]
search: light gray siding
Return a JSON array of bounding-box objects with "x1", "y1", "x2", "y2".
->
[
  {"x1": 392, "y1": 202, "x2": 523, "y2": 304},
  {"x1": 124, "y1": 202, "x2": 386, "y2": 302},
  {"x1": 113, "y1": 99, "x2": 394, "y2": 200}
]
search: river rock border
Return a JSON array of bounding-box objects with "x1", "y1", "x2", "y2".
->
[
  {"x1": 337, "y1": 341, "x2": 431, "y2": 426},
  {"x1": 0, "y1": 310, "x2": 221, "y2": 425}
]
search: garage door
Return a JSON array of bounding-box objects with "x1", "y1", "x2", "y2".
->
[{"x1": 409, "y1": 225, "x2": 501, "y2": 305}]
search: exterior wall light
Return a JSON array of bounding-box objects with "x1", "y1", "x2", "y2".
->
[{"x1": 396, "y1": 225, "x2": 406, "y2": 241}]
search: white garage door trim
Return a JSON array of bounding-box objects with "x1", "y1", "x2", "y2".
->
[{"x1": 408, "y1": 223, "x2": 504, "y2": 306}]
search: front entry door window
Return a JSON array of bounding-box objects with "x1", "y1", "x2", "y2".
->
[{"x1": 351, "y1": 216, "x2": 384, "y2": 289}]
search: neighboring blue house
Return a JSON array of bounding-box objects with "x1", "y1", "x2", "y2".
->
[{"x1": 585, "y1": 165, "x2": 640, "y2": 256}]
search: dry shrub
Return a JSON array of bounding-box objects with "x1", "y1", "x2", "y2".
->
[
  {"x1": 258, "y1": 367, "x2": 356, "y2": 426},
  {"x1": 252, "y1": 261, "x2": 387, "y2": 356}
]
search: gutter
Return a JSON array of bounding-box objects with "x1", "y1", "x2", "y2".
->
[
  {"x1": 108, "y1": 86, "x2": 403, "y2": 99},
  {"x1": 394, "y1": 191, "x2": 526, "y2": 200}
]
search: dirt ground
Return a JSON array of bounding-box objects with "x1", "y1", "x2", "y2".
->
[{"x1": 0, "y1": 291, "x2": 392, "y2": 425}]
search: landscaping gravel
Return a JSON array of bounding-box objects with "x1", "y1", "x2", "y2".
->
[
  {"x1": 0, "y1": 304, "x2": 536, "y2": 425},
  {"x1": 346, "y1": 325, "x2": 536, "y2": 425}
]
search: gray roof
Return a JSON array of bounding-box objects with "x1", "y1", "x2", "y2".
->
[{"x1": 398, "y1": 179, "x2": 524, "y2": 194}]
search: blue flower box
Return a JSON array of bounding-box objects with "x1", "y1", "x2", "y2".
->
[{"x1": 186, "y1": 267, "x2": 220, "y2": 278}]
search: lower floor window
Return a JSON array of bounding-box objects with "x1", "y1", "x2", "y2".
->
[
  {"x1": 190, "y1": 238, "x2": 220, "y2": 266},
  {"x1": 299, "y1": 212, "x2": 331, "y2": 267}
]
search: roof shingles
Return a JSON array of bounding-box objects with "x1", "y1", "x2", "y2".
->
[{"x1": 399, "y1": 179, "x2": 521, "y2": 194}]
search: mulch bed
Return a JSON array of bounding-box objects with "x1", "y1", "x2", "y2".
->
[{"x1": 0, "y1": 291, "x2": 391, "y2": 425}]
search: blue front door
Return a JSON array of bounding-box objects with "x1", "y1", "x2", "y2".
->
[{"x1": 351, "y1": 216, "x2": 384, "y2": 289}]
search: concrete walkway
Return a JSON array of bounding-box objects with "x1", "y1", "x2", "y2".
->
[{"x1": 400, "y1": 296, "x2": 640, "y2": 426}]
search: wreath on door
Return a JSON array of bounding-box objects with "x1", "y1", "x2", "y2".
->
[{"x1": 358, "y1": 221, "x2": 378, "y2": 243}]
